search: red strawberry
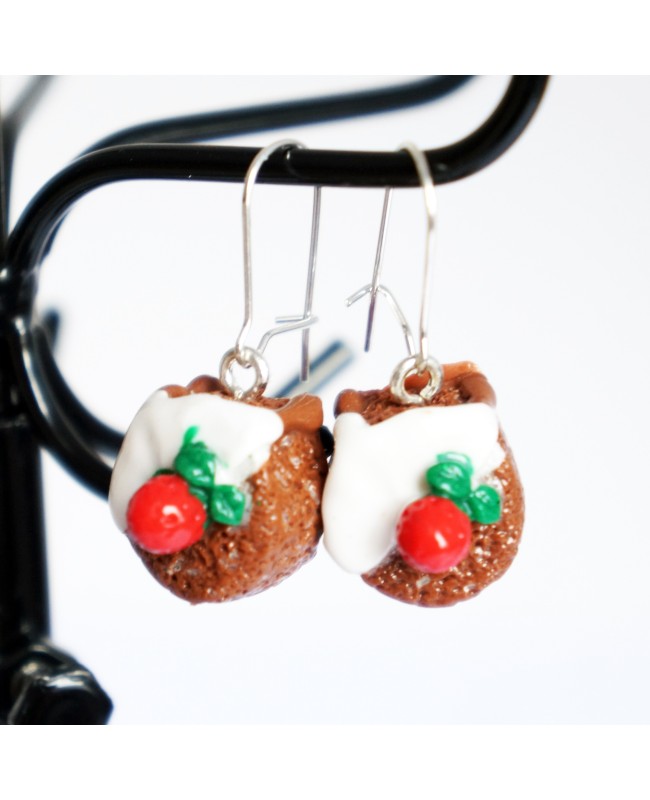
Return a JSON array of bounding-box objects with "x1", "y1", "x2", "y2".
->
[
  {"x1": 126, "y1": 474, "x2": 207, "y2": 554},
  {"x1": 396, "y1": 495, "x2": 471, "y2": 574}
]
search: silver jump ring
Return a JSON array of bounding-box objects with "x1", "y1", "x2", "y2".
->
[
  {"x1": 389, "y1": 355, "x2": 443, "y2": 406},
  {"x1": 219, "y1": 346, "x2": 269, "y2": 401}
]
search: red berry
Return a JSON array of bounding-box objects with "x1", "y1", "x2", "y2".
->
[
  {"x1": 396, "y1": 495, "x2": 471, "y2": 574},
  {"x1": 126, "y1": 474, "x2": 207, "y2": 554}
]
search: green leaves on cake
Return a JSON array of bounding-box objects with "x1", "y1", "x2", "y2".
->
[
  {"x1": 426, "y1": 452, "x2": 502, "y2": 525},
  {"x1": 173, "y1": 426, "x2": 245, "y2": 526}
]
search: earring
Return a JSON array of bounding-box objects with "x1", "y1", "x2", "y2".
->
[
  {"x1": 109, "y1": 140, "x2": 329, "y2": 604},
  {"x1": 322, "y1": 142, "x2": 524, "y2": 608}
]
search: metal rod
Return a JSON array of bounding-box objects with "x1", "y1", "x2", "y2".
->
[
  {"x1": 236, "y1": 140, "x2": 303, "y2": 358},
  {"x1": 0, "y1": 393, "x2": 50, "y2": 652},
  {"x1": 0, "y1": 85, "x2": 7, "y2": 260},
  {"x1": 83, "y1": 76, "x2": 473, "y2": 154},
  {"x1": 365, "y1": 188, "x2": 392, "y2": 352},
  {"x1": 6, "y1": 77, "x2": 549, "y2": 297},
  {"x1": 301, "y1": 185, "x2": 321, "y2": 380},
  {"x1": 399, "y1": 142, "x2": 438, "y2": 363},
  {"x1": 1, "y1": 77, "x2": 53, "y2": 258}
]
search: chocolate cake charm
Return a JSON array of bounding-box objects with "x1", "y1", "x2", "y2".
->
[
  {"x1": 109, "y1": 376, "x2": 327, "y2": 603},
  {"x1": 109, "y1": 139, "x2": 330, "y2": 603},
  {"x1": 323, "y1": 364, "x2": 524, "y2": 607},
  {"x1": 322, "y1": 143, "x2": 524, "y2": 607}
]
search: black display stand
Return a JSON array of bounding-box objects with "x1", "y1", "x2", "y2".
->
[{"x1": 0, "y1": 75, "x2": 548, "y2": 724}]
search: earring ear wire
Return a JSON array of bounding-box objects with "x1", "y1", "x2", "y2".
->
[
  {"x1": 108, "y1": 140, "x2": 330, "y2": 604},
  {"x1": 220, "y1": 139, "x2": 321, "y2": 400},
  {"x1": 347, "y1": 142, "x2": 442, "y2": 405},
  {"x1": 272, "y1": 184, "x2": 322, "y2": 382},
  {"x1": 322, "y1": 141, "x2": 525, "y2": 608}
]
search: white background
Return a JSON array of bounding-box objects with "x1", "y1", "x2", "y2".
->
[{"x1": 2, "y1": 75, "x2": 649, "y2": 724}]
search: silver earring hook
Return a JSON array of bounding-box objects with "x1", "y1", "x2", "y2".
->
[
  {"x1": 347, "y1": 141, "x2": 443, "y2": 405},
  {"x1": 401, "y1": 141, "x2": 437, "y2": 364},
  {"x1": 301, "y1": 185, "x2": 321, "y2": 380},
  {"x1": 365, "y1": 187, "x2": 392, "y2": 352},
  {"x1": 275, "y1": 185, "x2": 322, "y2": 381},
  {"x1": 390, "y1": 142, "x2": 442, "y2": 403},
  {"x1": 219, "y1": 139, "x2": 319, "y2": 400},
  {"x1": 348, "y1": 187, "x2": 414, "y2": 350}
]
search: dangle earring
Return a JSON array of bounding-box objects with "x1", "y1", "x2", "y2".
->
[
  {"x1": 109, "y1": 140, "x2": 329, "y2": 604},
  {"x1": 322, "y1": 143, "x2": 525, "y2": 608}
]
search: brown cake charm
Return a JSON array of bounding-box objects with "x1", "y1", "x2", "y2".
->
[
  {"x1": 108, "y1": 375, "x2": 328, "y2": 603},
  {"x1": 108, "y1": 139, "x2": 333, "y2": 602},
  {"x1": 322, "y1": 362, "x2": 524, "y2": 607},
  {"x1": 322, "y1": 142, "x2": 525, "y2": 606}
]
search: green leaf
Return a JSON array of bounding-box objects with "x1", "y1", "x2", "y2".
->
[
  {"x1": 189, "y1": 485, "x2": 211, "y2": 508},
  {"x1": 174, "y1": 427, "x2": 217, "y2": 488},
  {"x1": 436, "y1": 452, "x2": 474, "y2": 476},
  {"x1": 452, "y1": 497, "x2": 473, "y2": 518},
  {"x1": 152, "y1": 468, "x2": 175, "y2": 477},
  {"x1": 467, "y1": 485, "x2": 502, "y2": 524},
  {"x1": 210, "y1": 485, "x2": 246, "y2": 526},
  {"x1": 426, "y1": 460, "x2": 472, "y2": 500},
  {"x1": 183, "y1": 426, "x2": 200, "y2": 446}
]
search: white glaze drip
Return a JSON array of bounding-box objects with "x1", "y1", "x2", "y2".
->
[
  {"x1": 109, "y1": 390, "x2": 283, "y2": 530},
  {"x1": 322, "y1": 403, "x2": 505, "y2": 574}
]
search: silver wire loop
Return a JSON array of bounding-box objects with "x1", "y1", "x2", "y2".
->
[
  {"x1": 299, "y1": 185, "x2": 321, "y2": 381},
  {"x1": 365, "y1": 187, "x2": 392, "y2": 352},
  {"x1": 349, "y1": 141, "x2": 440, "y2": 405},
  {"x1": 400, "y1": 141, "x2": 437, "y2": 366},
  {"x1": 223, "y1": 139, "x2": 321, "y2": 399},
  {"x1": 219, "y1": 346, "x2": 270, "y2": 401},
  {"x1": 389, "y1": 355, "x2": 443, "y2": 406}
]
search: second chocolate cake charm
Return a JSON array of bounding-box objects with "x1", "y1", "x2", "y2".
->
[
  {"x1": 322, "y1": 143, "x2": 524, "y2": 607},
  {"x1": 322, "y1": 364, "x2": 524, "y2": 607}
]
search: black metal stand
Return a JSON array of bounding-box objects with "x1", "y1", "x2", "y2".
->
[{"x1": 0, "y1": 75, "x2": 548, "y2": 723}]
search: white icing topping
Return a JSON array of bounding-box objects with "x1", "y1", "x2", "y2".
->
[
  {"x1": 322, "y1": 403, "x2": 505, "y2": 574},
  {"x1": 108, "y1": 390, "x2": 284, "y2": 530}
]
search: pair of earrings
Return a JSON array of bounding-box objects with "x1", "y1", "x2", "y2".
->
[{"x1": 108, "y1": 141, "x2": 524, "y2": 608}]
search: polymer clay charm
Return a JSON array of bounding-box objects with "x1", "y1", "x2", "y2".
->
[
  {"x1": 109, "y1": 375, "x2": 327, "y2": 603},
  {"x1": 322, "y1": 142, "x2": 524, "y2": 606},
  {"x1": 109, "y1": 139, "x2": 329, "y2": 603},
  {"x1": 322, "y1": 363, "x2": 524, "y2": 607}
]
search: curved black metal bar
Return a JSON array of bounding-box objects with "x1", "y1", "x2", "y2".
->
[
  {"x1": 7, "y1": 318, "x2": 113, "y2": 495},
  {"x1": 38, "y1": 77, "x2": 473, "y2": 263},
  {"x1": 0, "y1": 108, "x2": 7, "y2": 262},
  {"x1": 33, "y1": 320, "x2": 123, "y2": 455},
  {"x1": 83, "y1": 76, "x2": 473, "y2": 153},
  {"x1": 1, "y1": 78, "x2": 53, "y2": 254},
  {"x1": 7, "y1": 76, "x2": 548, "y2": 296},
  {"x1": 4, "y1": 77, "x2": 52, "y2": 137}
]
